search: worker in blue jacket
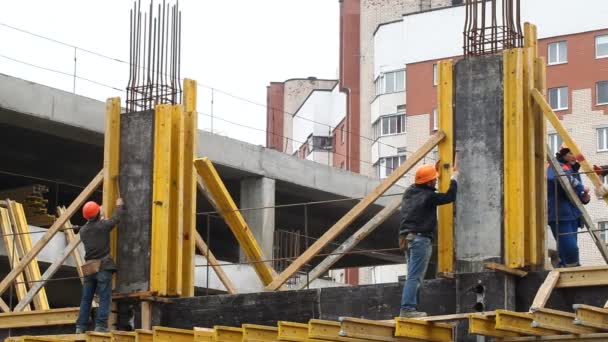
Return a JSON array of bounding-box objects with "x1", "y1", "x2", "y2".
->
[{"x1": 547, "y1": 144, "x2": 590, "y2": 267}]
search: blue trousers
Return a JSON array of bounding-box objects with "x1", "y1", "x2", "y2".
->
[
  {"x1": 549, "y1": 220, "x2": 580, "y2": 267},
  {"x1": 401, "y1": 235, "x2": 432, "y2": 311},
  {"x1": 76, "y1": 270, "x2": 113, "y2": 331}
]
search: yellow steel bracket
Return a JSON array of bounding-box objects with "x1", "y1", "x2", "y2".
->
[
  {"x1": 394, "y1": 317, "x2": 454, "y2": 342},
  {"x1": 193, "y1": 158, "x2": 276, "y2": 285},
  {"x1": 503, "y1": 48, "x2": 526, "y2": 268},
  {"x1": 111, "y1": 331, "x2": 136, "y2": 342},
  {"x1": 241, "y1": 324, "x2": 278, "y2": 342},
  {"x1": 277, "y1": 321, "x2": 308, "y2": 342},
  {"x1": 213, "y1": 326, "x2": 243, "y2": 342},
  {"x1": 135, "y1": 330, "x2": 152, "y2": 342},
  {"x1": 153, "y1": 326, "x2": 194, "y2": 342},
  {"x1": 103, "y1": 97, "x2": 121, "y2": 270}
]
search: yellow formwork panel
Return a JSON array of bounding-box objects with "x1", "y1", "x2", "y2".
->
[
  {"x1": 394, "y1": 317, "x2": 454, "y2": 342},
  {"x1": 277, "y1": 322, "x2": 308, "y2": 342},
  {"x1": 153, "y1": 326, "x2": 194, "y2": 342},
  {"x1": 86, "y1": 333, "x2": 112, "y2": 342},
  {"x1": 5, "y1": 337, "x2": 68, "y2": 342},
  {"x1": 135, "y1": 330, "x2": 153, "y2": 342},
  {"x1": 574, "y1": 304, "x2": 608, "y2": 330},
  {"x1": 436, "y1": 59, "x2": 455, "y2": 275},
  {"x1": 242, "y1": 324, "x2": 278, "y2": 342},
  {"x1": 193, "y1": 158, "x2": 276, "y2": 285},
  {"x1": 213, "y1": 326, "x2": 243, "y2": 342},
  {"x1": 495, "y1": 310, "x2": 556, "y2": 336},
  {"x1": 151, "y1": 104, "x2": 174, "y2": 295},
  {"x1": 469, "y1": 313, "x2": 520, "y2": 338},
  {"x1": 338, "y1": 317, "x2": 399, "y2": 341},
  {"x1": 533, "y1": 56, "x2": 548, "y2": 268},
  {"x1": 103, "y1": 97, "x2": 121, "y2": 265},
  {"x1": 180, "y1": 78, "x2": 198, "y2": 297},
  {"x1": 531, "y1": 308, "x2": 597, "y2": 334},
  {"x1": 0, "y1": 207, "x2": 29, "y2": 310},
  {"x1": 8, "y1": 201, "x2": 50, "y2": 310},
  {"x1": 111, "y1": 332, "x2": 136, "y2": 342},
  {"x1": 503, "y1": 48, "x2": 526, "y2": 268},
  {"x1": 167, "y1": 105, "x2": 184, "y2": 296}
]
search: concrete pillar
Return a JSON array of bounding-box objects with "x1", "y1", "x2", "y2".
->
[
  {"x1": 240, "y1": 177, "x2": 275, "y2": 262},
  {"x1": 453, "y1": 55, "x2": 504, "y2": 273}
]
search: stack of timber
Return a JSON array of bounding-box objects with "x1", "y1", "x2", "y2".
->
[{"x1": 0, "y1": 185, "x2": 55, "y2": 227}]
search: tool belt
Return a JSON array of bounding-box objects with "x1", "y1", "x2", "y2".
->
[
  {"x1": 399, "y1": 232, "x2": 433, "y2": 252},
  {"x1": 81, "y1": 255, "x2": 111, "y2": 276}
]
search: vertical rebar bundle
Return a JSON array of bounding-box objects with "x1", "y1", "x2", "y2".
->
[
  {"x1": 127, "y1": 0, "x2": 181, "y2": 112},
  {"x1": 463, "y1": 0, "x2": 523, "y2": 57}
]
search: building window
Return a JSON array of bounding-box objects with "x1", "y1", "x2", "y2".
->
[
  {"x1": 373, "y1": 114, "x2": 406, "y2": 139},
  {"x1": 395, "y1": 70, "x2": 405, "y2": 92},
  {"x1": 433, "y1": 108, "x2": 438, "y2": 131},
  {"x1": 548, "y1": 41, "x2": 568, "y2": 65},
  {"x1": 548, "y1": 87, "x2": 568, "y2": 111},
  {"x1": 599, "y1": 221, "x2": 608, "y2": 243},
  {"x1": 375, "y1": 69, "x2": 406, "y2": 95},
  {"x1": 597, "y1": 81, "x2": 608, "y2": 105},
  {"x1": 433, "y1": 64, "x2": 438, "y2": 86},
  {"x1": 548, "y1": 133, "x2": 563, "y2": 155},
  {"x1": 378, "y1": 155, "x2": 407, "y2": 179},
  {"x1": 598, "y1": 127, "x2": 608, "y2": 152},
  {"x1": 596, "y1": 34, "x2": 608, "y2": 59}
]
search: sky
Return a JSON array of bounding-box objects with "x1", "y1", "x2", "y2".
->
[{"x1": 0, "y1": 0, "x2": 339, "y2": 145}]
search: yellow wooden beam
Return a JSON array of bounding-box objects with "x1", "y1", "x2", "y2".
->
[
  {"x1": 531, "y1": 307, "x2": 597, "y2": 334},
  {"x1": 103, "y1": 97, "x2": 121, "y2": 264},
  {"x1": 0, "y1": 307, "x2": 79, "y2": 329},
  {"x1": 277, "y1": 321, "x2": 308, "y2": 342},
  {"x1": 502, "y1": 333, "x2": 608, "y2": 341},
  {"x1": 180, "y1": 78, "x2": 198, "y2": 297},
  {"x1": 86, "y1": 333, "x2": 111, "y2": 342},
  {"x1": 483, "y1": 262, "x2": 528, "y2": 277},
  {"x1": 533, "y1": 55, "x2": 548, "y2": 269},
  {"x1": 503, "y1": 48, "x2": 526, "y2": 268},
  {"x1": 5, "y1": 337, "x2": 73, "y2": 342},
  {"x1": 531, "y1": 88, "x2": 608, "y2": 205},
  {"x1": 309, "y1": 319, "x2": 367, "y2": 342},
  {"x1": 574, "y1": 304, "x2": 608, "y2": 330},
  {"x1": 111, "y1": 332, "x2": 136, "y2": 342},
  {"x1": 555, "y1": 266, "x2": 608, "y2": 288},
  {"x1": 167, "y1": 105, "x2": 184, "y2": 296},
  {"x1": 193, "y1": 328, "x2": 214, "y2": 342},
  {"x1": 150, "y1": 104, "x2": 173, "y2": 296},
  {"x1": 153, "y1": 326, "x2": 194, "y2": 342},
  {"x1": 394, "y1": 317, "x2": 454, "y2": 342},
  {"x1": 135, "y1": 330, "x2": 152, "y2": 342},
  {"x1": 0, "y1": 207, "x2": 30, "y2": 310},
  {"x1": 266, "y1": 131, "x2": 445, "y2": 290},
  {"x1": 495, "y1": 310, "x2": 557, "y2": 336},
  {"x1": 58, "y1": 206, "x2": 85, "y2": 283},
  {"x1": 437, "y1": 59, "x2": 454, "y2": 274},
  {"x1": 337, "y1": 317, "x2": 403, "y2": 342},
  {"x1": 213, "y1": 326, "x2": 243, "y2": 342},
  {"x1": 242, "y1": 324, "x2": 278, "y2": 342},
  {"x1": 193, "y1": 158, "x2": 276, "y2": 285},
  {"x1": 469, "y1": 313, "x2": 520, "y2": 338}
]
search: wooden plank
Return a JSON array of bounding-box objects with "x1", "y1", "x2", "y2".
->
[
  {"x1": 502, "y1": 333, "x2": 608, "y2": 341},
  {"x1": 531, "y1": 307, "x2": 597, "y2": 334},
  {"x1": 13, "y1": 234, "x2": 81, "y2": 311},
  {"x1": 180, "y1": 78, "x2": 198, "y2": 298},
  {"x1": 58, "y1": 206, "x2": 85, "y2": 283},
  {"x1": 495, "y1": 310, "x2": 557, "y2": 336},
  {"x1": 469, "y1": 313, "x2": 520, "y2": 338},
  {"x1": 103, "y1": 97, "x2": 121, "y2": 263},
  {"x1": 0, "y1": 207, "x2": 30, "y2": 311},
  {"x1": 503, "y1": 48, "x2": 526, "y2": 268},
  {"x1": 153, "y1": 326, "x2": 194, "y2": 342},
  {"x1": 0, "y1": 170, "x2": 103, "y2": 300},
  {"x1": 484, "y1": 262, "x2": 528, "y2": 277},
  {"x1": 167, "y1": 104, "x2": 184, "y2": 296},
  {"x1": 534, "y1": 56, "x2": 548, "y2": 272},
  {"x1": 556, "y1": 266, "x2": 608, "y2": 288},
  {"x1": 418, "y1": 312, "x2": 494, "y2": 322},
  {"x1": 266, "y1": 131, "x2": 445, "y2": 290},
  {"x1": 437, "y1": 59, "x2": 455, "y2": 274},
  {"x1": 0, "y1": 307, "x2": 79, "y2": 328},
  {"x1": 394, "y1": 317, "x2": 454, "y2": 342},
  {"x1": 7, "y1": 200, "x2": 50, "y2": 310},
  {"x1": 530, "y1": 270, "x2": 560, "y2": 311},
  {"x1": 547, "y1": 151, "x2": 608, "y2": 264},
  {"x1": 194, "y1": 232, "x2": 237, "y2": 295},
  {"x1": 574, "y1": 304, "x2": 608, "y2": 330},
  {"x1": 194, "y1": 158, "x2": 276, "y2": 286},
  {"x1": 241, "y1": 324, "x2": 277, "y2": 342},
  {"x1": 295, "y1": 197, "x2": 401, "y2": 290}
]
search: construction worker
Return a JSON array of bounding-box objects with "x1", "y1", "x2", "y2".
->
[
  {"x1": 399, "y1": 164, "x2": 457, "y2": 318},
  {"x1": 547, "y1": 144, "x2": 590, "y2": 267},
  {"x1": 75, "y1": 198, "x2": 125, "y2": 333}
]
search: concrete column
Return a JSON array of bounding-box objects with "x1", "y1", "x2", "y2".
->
[{"x1": 240, "y1": 177, "x2": 275, "y2": 262}]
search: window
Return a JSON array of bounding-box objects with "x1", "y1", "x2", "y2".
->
[
  {"x1": 395, "y1": 70, "x2": 405, "y2": 92},
  {"x1": 433, "y1": 64, "x2": 438, "y2": 86},
  {"x1": 373, "y1": 114, "x2": 406, "y2": 139},
  {"x1": 596, "y1": 35, "x2": 608, "y2": 59},
  {"x1": 433, "y1": 108, "x2": 438, "y2": 131},
  {"x1": 598, "y1": 127, "x2": 608, "y2": 152},
  {"x1": 548, "y1": 133, "x2": 563, "y2": 155},
  {"x1": 375, "y1": 70, "x2": 406, "y2": 95},
  {"x1": 597, "y1": 81, "x2": 608, "y2": 105},
  {"x1": 378, "y1": 155, "x2": 407, "y2": 178},
  {"x1": 385, "y1": 72, "x2": 395, "y2": 93},
  {"x1": 599, "y1": 221, "x2": 608, "y2": 243},
  {"x1": 548, "y1": 87, "x2": 568, "y2": 111},
  {"x1": 548, "y1": 41, "x2": 568, "y2": 65}
]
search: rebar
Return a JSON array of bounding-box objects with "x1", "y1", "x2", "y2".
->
[
  {"x1": 463, "y1": 0, "x2": 523, "y2": 57},
  {"x1": 127, "y1": 0, "x2": 181, "y2": 112}
]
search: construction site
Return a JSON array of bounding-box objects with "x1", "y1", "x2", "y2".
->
[{"x1": 1, "y1": 0, "x2": 608, "y2": 340}]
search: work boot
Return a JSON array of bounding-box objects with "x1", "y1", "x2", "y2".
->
[
  {"x1": 94, "y1": 326, "x2": 110, "y2": 333},
  {"x1": 399, "y1": 310, "x2": 427, "y2": 318},
  {"x1": 75, "y1": 328, "x2": 86, "y2": 334}
]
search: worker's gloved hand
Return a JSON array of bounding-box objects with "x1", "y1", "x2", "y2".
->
[
  {"x1": 595, "y1": 184, "x2": 608, "y2": 198},
  {"x1": 116, "y1": 198, "x2": 124, "y2": 206},
  {"x1": 581, "y1": 191, "x2": 591, "y2": 204},
  {"x1": 451, "y1": 170, "x2": 459, "y2": 181}
]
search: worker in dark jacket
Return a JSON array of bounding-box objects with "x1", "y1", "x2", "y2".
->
[
  {"x1": 547, "y1": 145, "x2": 590, "y2": 267},
  {"x1": 399, "y1": 164, "x2": 457, "y2": 318},
  {"x1": 75, "y1": 198, "x2": 125, "y2": 333}
]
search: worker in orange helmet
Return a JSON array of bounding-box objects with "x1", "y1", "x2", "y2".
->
[
  {"x1": 399, "y1": 163, "x2": 458, "y2": 318},
  {"x1": 75, "y1": 197, "x2": 125, "y2": 333}
]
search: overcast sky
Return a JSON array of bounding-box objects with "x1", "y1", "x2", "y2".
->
[{"x1": 0, "y1": 0, "x2": 339, "y2": 145}]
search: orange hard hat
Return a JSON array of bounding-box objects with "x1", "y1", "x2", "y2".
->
[
  {"x1": 82, "y1": 201, "x2": 101, "y2": 220},
  {"x1": 415, "y1": 164, "x2": 439, "y2": 184}
]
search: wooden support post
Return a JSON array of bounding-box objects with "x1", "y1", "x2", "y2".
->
[
  {"x1": 0, "y1": 307, "x2": 79, "y2": 328},
  {"x1": 531, "y1": 307, "x2": 597, "y2": 334},
  {"x1": 242, "y1": 324, "x2": 278, "y2": 342},
  {"x1": 140, "y1": 301, "x2": 151, "y2": 330},
  {"x1": 180, "y1": 78, "x2": 198, "y2": 297},
  {"x1": 574, "y1": 304, "x2": 608, "y2": 330},
  {"x1": 295, "y1": 197, "x2": 400, "y2": 290},
  {"x1": 103, "y1": 98, "x2": 121, "y2": 263},
  {"x1": 14, "y1": 235, "x2": 81, "y2": 311},
  {"x1": 495, "y1": 310, "x2": 557, "y2": 336},
  {"x1": 0, "y1": 207, "x2": 29, "y2": 311},
  {"x1": 437, "y1": 59, "x2": 455, "y2": 274},
  {"x1": 547, "y1": 151, "x2": 608, "y2": 263},
  {"x1": 167, "y1": 105, "x2": 184, "y2": 296},
  {"x1": 0, "y1": 171, "x2": 102, "y2": 304},
  {"x1": 266, "y1": 131, "x2": 445, "y2": 290},
  {"x1": 556, "y1": 266, "x2": 608, "y2": 288},
  {"x1": 530, "y1": 270, "x2": 560, "y2": 311},
  {"x1": 194, "y1": 232, "x2": 237, "y2": 294},
  {"x1": 469, "y1": 313, "x2": 520, "y2": 338},
  {"x1": 58, "y1": 206, "x2": 85, "y2": 283},
  {"x1": 394, "y1": 317, "x2": 454, "y2": 342},
  {"x1": 153, "y1": 327, "x2": 194, "y2": 342},
  {"x1": 194, "y1": 158, "x2": 276, "y2": 285},
  {"x1": 503, "y1": 48, "x2": 526, "y2": 268},
  {"x1": 277, "y1": 321, "x2": 308, "y2": 342}
]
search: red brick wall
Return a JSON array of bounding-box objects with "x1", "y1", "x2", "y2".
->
[{"x1": 333, "y1": 118, "x2": 347, "y2": 169}]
